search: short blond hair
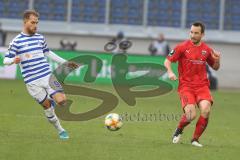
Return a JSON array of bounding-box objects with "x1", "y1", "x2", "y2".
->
[{"x1": 23, "y1": 10, "x2": 39, "y2": 20}]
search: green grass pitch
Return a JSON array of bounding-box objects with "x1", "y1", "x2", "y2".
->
[{"x1": 0, "y1": 79, "x2": 239, "y2": 160}]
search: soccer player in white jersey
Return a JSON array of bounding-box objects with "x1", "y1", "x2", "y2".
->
[{"x1": 3, "y1": 10, "x2": 77, "y2": 139}]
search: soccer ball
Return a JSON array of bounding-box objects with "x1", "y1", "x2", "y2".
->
[{"x1": 104, "y1": 113, "x2": 123, "y2": 131}]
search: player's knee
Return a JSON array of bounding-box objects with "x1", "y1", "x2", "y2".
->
[
  {"x1": 199, "y1": 100, "x2": 211, "y2": 118},
  {"x1": 186, "y1": 112, "x2": 197, "y2": 121},
  {"x1": 56, "y1": 95, "x2": 66, "y2": 106},
  {"x1": 185, "y1": 108, "x2": 197, "y2": 121},
  {"x1": 41, "y1": 99, "x2": 51, "y2": 109},
  {"x1": 184, "y1": 105, "x2": 197, "y2": 121},
  {"x1": 201, "y1": 106, "x2": 211, "y2": 118},
  {"x1": 53, "y1": 93, "x2": 66, "y2": 106}
]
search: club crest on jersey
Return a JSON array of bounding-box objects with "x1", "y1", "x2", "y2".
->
[
  {"x1": 25, "y1": 53, "x2": 32, "y2": 58},
  {"x1": 201, "y1": 50, "x2": 207, "y2": 55},
  {"x1": 169, "y1": 50, "x2": 175, "y2": 56}
]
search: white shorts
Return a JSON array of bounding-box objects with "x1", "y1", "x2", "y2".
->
[{"x1": 26, "y1": 75, "x2": 64, "y2": 104}]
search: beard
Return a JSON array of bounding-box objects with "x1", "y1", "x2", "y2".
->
[
  {"x1": 191, "y1": 38, "x2": 201, "y2": 45},
  {"x1": 27, "y1": 28, "x2": 36, "y2": 35}
]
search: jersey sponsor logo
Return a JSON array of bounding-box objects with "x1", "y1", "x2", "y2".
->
[
  {"x1": 32, "y1": 52, "x2": 42, "y2": 58},
  {"x1": 189, "y1": 59, "x2": 205, "y2": 64},
  {"x1": 169, "y1": 49, "x2": 175, "y2": 56},
  {"x1": 201, "y1": 50, "x2": 207, "y2": 55}
]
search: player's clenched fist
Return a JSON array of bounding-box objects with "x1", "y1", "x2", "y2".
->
[
  {"x1": 67, "y1": 61, "x2": 79, "y2": 69},
  {"x1": 211, "y1": 50, "x2": 220, "y2": 61}
]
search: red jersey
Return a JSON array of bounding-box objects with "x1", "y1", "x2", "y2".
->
[{"x1": 167, "y1": 40, "x2": 215, "y2": 89}]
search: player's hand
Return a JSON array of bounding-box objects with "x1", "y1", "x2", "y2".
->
[
  {"x1": 67, "y1": 61, "x2": 79, "y2": 69},
  {"x1": 14, "y1": 56, "x2": 20, "y2": 64},
  {"x1": 168, "y1": 71, "x2": 177, "y2": 81},
  {"x1": 211, "y1": 50, "x2": 221, "y2": 61}
]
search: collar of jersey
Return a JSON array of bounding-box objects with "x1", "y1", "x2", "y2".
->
[{"x1": 21, "y1": 32, "x2": 36, "y2": 37}]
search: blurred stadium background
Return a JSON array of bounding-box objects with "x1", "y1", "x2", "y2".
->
[{"x1": 0, "y1": 1, "x2": 240, "y2": 160}]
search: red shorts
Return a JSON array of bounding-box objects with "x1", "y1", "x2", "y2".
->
[{"x1": 178, "y1": 85, "x2": 213, "y2": 108}]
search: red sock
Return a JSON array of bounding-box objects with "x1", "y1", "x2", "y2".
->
[
  {"x1": 177, "y1": 114, "x2": 191, "y2": 130},
  {"x1": 193, "y1": 116, "x2": 209, "y2": 140}
]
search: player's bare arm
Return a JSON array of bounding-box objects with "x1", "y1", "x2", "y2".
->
[
  {"x1": 45, "y1": 50, "x2": 79, "y2": 69},
  {"x1": 3, "y1": 55, "x2": 20, "y2": 65},
  {"x1": 211, "y1": 50, "x2": 220, "y2": 70},
  {"x1": 164, "y1": 58, "x2": 177, "y2": 81}
]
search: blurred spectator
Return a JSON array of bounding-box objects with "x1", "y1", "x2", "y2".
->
[
  {"x1": 112, "y1": 31, "x2": 127, "y2": 54},
  {"x1": 0, "y1": 23, "x2": 7, "y2": 46},
  {"x1": 149, "y1": 33, "x2": 170, "y2": 56},
  {"x1": 104, "y1": 31, "x2": 132, "y2": 54},
  {"x1": 60, "y1": 39, "x2": 77, "y2": 51}
]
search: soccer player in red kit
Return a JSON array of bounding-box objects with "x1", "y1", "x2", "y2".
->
[{"x1": 164, "y1": 22, "x2": 220, "y2": 147}]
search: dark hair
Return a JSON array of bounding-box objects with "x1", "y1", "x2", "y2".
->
[
  {"x1": 23, "y1": 10, "x2": 39, "y2": 20},
  {"x1": 192, "y1": 21, "x2": 205, "y2": 33}
]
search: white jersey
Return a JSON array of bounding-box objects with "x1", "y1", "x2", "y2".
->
[{"x1": 5, "y1": 32, "x2": 51, "y2": 84}]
